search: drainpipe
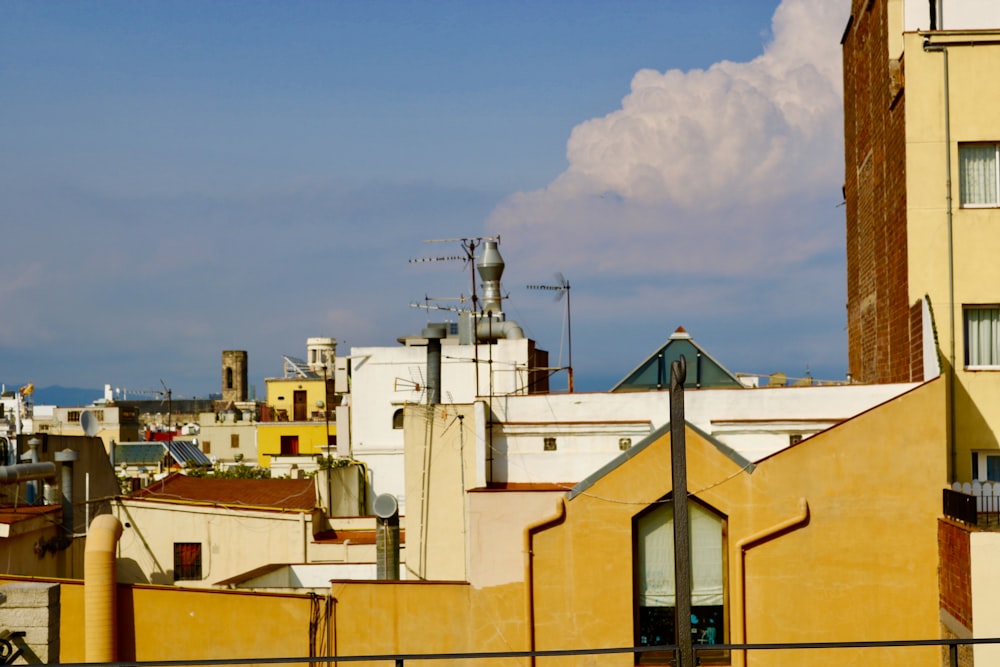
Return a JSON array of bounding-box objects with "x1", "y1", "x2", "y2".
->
[
  {"x1": 523, "y1": 497, "x2": 566, "y2": 667},
  {"x1": 735, "y1": 498, "x2": 809, "y2": 667},
  {"x1": 85, "y1": 514, "x2": 123, "y2": 663},
  {"x1": 922, "y1": 36, "x2": 957, "y2": 482}
]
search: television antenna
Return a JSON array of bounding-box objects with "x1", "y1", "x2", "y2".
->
[
  {"x1": 409, "y1": 236, "x2": 500, "y2": 316},
  {"x1": 115, "y1": 380, "x2": 173, "y2": 431},
  {"x1": 527, "y1": 273, "x2": 573, "y2": 392}
]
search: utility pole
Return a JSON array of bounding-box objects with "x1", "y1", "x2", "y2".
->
[{"x1": 670, "y1": 356, "x2": 694, "y2": 667}]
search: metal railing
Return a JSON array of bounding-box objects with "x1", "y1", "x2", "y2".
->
[{"x1": 48, "y1": 636, "x2": 1000, "y2": 667}]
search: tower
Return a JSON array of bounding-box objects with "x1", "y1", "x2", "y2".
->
[{"x1": 221, "y1": 350, "x2": 248, "y2": 403}]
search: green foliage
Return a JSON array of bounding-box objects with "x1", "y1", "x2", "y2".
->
[
  {"x1": 318, "y1": 455, "x2": 353, "y2": 470},
  {"x1": 186, "y1": 461, "x2": 272, "y2": 479}
]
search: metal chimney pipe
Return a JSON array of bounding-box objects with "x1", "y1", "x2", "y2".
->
[
  {"x1": 422, "y1": 324, "x2": 447, "y2": 405},
  {"x1": 374, "y1": 494, "x2": 400, "y2": 580},
  {"x1": 55, "y1": 449, "x2": 79, "y2": 536},
  {"x1": 477, "y1": 240, "x2": 505, "y2": 314}
]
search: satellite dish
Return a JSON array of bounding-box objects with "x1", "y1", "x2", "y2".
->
[
  {"x1": 373, "y1": 493, "x2": 399, "y2": 519},
  {"x1": 80, "y1": 410, "x2": 99, "y2": 437}
]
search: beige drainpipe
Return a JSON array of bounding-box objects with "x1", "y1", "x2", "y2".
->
[
  {"x1": 85, "y1": 514, "x2": 123, "y2": 663},
  {"x1": 734, "y1": 498, "x2": 809, "y2": 667},
  {"x1": 522, "y1": 497, "x2": 566, "y2": 667}
]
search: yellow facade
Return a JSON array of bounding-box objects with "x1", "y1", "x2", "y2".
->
[
  {"x1": 43, "y1": 579, "x2": 315, "y2": 662},
  {"x1": 0, "y1": 380, "x2": 950, "y2": 665},
  {"x1": 904, "y1": 31, "x2": 1000, "y2": 481},
  {"x1": 259, "y1": 376, "x2": 335, "y2": 467},
  {"x1": 257, "y1": 421, "x2": 335, "y2": 467},
  {"x1": 335, "y1": 379, "x2": 948, "y2": 666}
]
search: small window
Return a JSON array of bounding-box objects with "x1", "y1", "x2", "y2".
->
[
  {"x1": 960, "y1": 143, "x2": 1000, "y2": 207},
  {"x1": 230, "y1": 433, "x2": 240, "y2": 449},
  {"x1": 543, "y1": 437, "x2": 557, "y2": 451},
  {"x1": 789, "y1": 434, "x2": 803, "y2": 446},
  {"x1": 972, "y1": 452, "x2": 1000, "y2": 482},
  {"x1": 392, "y1": 408, "x2": 405, "y2": 430},
  {"x1": 964, "y1": 306, "x2": 1000, "y2": 367},
  {"x1": 173, "y1": 543, "x2": 202, "y2": 581},
  {"x1": 619, "y1": 438, "x2": 632, "y2": 451},
  {"x1": 280, "y1": 435, "x2": 299, "y2": 455},
  {"x1": 202, "y1": 440, "x2": 211, "y2": 454}
]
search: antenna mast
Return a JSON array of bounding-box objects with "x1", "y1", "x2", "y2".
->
[{"x1": 527, "y1": 273, "x2": 573, "y2": 392}]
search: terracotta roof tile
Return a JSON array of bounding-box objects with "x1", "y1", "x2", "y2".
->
[{"x1": 131, "y1": 472, "x2": 315, "y2": 511}]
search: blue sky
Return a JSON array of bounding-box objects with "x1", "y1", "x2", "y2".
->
[{"x1": 0, "y1": 0, "x2": 849, "y2": 399}]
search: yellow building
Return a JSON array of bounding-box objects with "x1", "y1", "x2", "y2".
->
[
  {"x1": 258, "y1": 349, "x2": 337, "y2": 469},
  {"x1": 326, "y1": 378, "x2": 948, "y2": 666},
  {"x1": 844, "y1": 1, "x2": 1000, "y2": 483}
]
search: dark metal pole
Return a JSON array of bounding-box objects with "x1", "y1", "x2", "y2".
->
[{"x1": 670, "y1": 356, "x2": 694, "y2": 667}]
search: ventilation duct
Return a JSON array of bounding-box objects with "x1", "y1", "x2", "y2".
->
[
  {"x1": 374, "y1": 493, "x2": 400, "y2": 580},
  {"x1": 422, "y1": 324, "x2": 447, "y2": 405},
  {"x1": 55, "y1": 449, "x2": 78, "y2": 536},
  {"x1": 85, "y1": 514, "x2": 123, "y2": 663}
]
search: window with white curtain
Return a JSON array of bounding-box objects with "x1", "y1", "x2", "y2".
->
[
  {"x1": 635, "y1": 498, "x2": 725, "y2": 661},
  {"x1": 964, "y1": 306, "x2": 1000, "y2": 367},
  {"x1": 960, "y1": 144, "x2": 1000, "y2": 206}
]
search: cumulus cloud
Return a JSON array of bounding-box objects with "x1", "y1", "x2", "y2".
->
[
  {"x1": 489, "y1": 0, "x2": 846, "y2": 276},
  {"x1": 486, "y1": 0, "x2": 850, "y2": 382}
]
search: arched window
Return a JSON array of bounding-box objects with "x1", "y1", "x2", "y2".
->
[
  {"x1": 635, "y1": 498, "x2": 726, "y2": 661},
  {"x1": 226, "y1": 367, "x2": 234, "y2": 390},
  {"x1": 392, "y1": 408, "x2": 405, "y2": 430}
]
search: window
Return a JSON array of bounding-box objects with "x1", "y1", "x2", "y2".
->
[
  {"x1": 202, "y1": 440, "x2": 211, "y2": 454},
  {"x1": 635, "y1": 499, "x2": 726, "y2": 663},
  {"x1": 392, "y1": 408, "x2": 405, "y2": 430},
  {"x1": 173, "y1": 543, "x2": 202, "y2": 581},
  {"x1": 960, "y1": 143, "x2": 1000, "y2": 206},
  {"x1": 964, "y1": 306, "x2": 1000, "y2": 367},
  {"x1": 230, "y1": 433, "x2": 240, "y2": 449},
  {"x1": 972, "y1": 452, "x2": 1000, "y2": 482},
  {"x1": 543, "y1": 437, "x2": 557, "y2": 451},
  {"x1": 280, "y1": 435, "x2": 299, "y2": 455}
]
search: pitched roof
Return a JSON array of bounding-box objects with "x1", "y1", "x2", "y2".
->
[
  {"x1": 131, "y1": 472, "x2": 316, "y2": 511},
  {"x1": 611, "y1": 326, "x2": 744, "y2": 391},
  {"x1": 567, "y1": 420, "x2": 754, "y2": 501}
]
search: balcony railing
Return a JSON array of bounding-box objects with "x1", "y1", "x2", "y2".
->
[{"x1": 948, "y1": 482, "x2": 1000, "y2": 528}]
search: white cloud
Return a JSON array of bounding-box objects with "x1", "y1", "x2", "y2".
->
[
  {"x1": 485, "y1": 0, "x2": 850, "y2": 383},
  {"x1": 488, "y1": 0, "x2": 847, "y2": 277}
]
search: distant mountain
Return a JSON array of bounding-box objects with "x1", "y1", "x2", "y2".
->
[{"x1": 32, "y1": 386, "x2": 104, "y2": 407}]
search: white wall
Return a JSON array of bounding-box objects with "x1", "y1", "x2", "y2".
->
[
  {"x1": 905, "y1": 0, "x2": 1000, "y2": 31},
  {"x1": 347, "y1": 337, "x2": 537, "y2": 511},
  {"x1": 972, "y1": 531, "x2": 1000, "y2": 664},
  {"x1": 485, "y1": 383, "x2": 919, "y2": 485}
]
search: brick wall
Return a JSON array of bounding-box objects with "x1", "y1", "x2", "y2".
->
[
  {"x1": 938, "y1": 519, "x2": 972, "y2": 632},
  {"x1": 843, "y1": 0, "x2": 914, "y2": 383}
]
